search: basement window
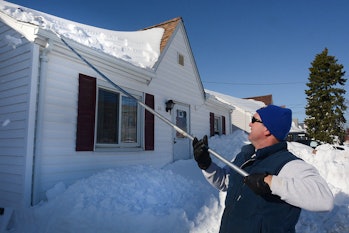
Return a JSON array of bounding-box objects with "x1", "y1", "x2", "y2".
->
[{"x1": 178, "y1": 53, "x2": 184, "y2": 66}]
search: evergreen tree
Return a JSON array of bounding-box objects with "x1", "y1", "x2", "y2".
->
[{"x1": 305, "y1": 48, "x2": 347, "y2": 143}]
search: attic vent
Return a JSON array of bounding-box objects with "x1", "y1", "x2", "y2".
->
[{"x1": 178, "y1": 53, "x2": 184, "y2": 66}]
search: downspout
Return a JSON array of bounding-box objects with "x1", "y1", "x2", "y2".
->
[{"x1": 31, "y1": 39, "x2": 51, "y2": 205}]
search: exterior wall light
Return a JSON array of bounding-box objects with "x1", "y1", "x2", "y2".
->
[{"x1": 165, "y1": 100, "x2": 175, "y2": 113}]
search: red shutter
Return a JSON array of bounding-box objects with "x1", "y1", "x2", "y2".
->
[
  {"x1": 222, "y1": 116, "x2": 226, "y2": 135},
  {"x1": 144, "y1": 93, "x2": 155, "y2": 150},
  {"x1": 209, "y1": 112, "x2": 214, "y2": 137},
  {"x1": 76, "y1": 74, "x2": 96, "y2": 151}
]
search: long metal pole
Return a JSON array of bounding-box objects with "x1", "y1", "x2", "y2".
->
[{"x1": 54, "y1": 32, "x2": 249, "y2": 177}]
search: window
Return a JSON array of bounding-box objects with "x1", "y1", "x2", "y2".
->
[
  {"x1": 76, "y1": 74, "x2": 155, "y2": 151},
  {"x1": 176, "y1": 109, "x2": 187, "y2": 138},
  {"x1": 96, "y1": 88, "x2": 140, "y2": 147},
  {"x1": 121, "y1": 96, "x2": 138, "y2": 143},
  {"x1": 214, "y1": 116, "x2": 221, "y2": 135},
  {"x1": 96, "y1": 89, "x2": 119, "y2": 144},
  {"x1": 209, "y1": 112, "x2": 226, "y2": 136}
]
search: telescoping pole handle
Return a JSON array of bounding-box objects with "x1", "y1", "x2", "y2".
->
[
  {"x1": 138, "y1": 102, "x2": 249, "y2": 177},
  {"x1": 54, "y1": 31, "x2": 249, "y2": 177}
]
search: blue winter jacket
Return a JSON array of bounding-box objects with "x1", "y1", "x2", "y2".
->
[{"x1": 219, "y1": 142, "x2": 301, "y2": 233}]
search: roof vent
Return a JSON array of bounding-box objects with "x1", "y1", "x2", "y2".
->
[{"x1": 178, "y1": 53, "x2": 184, "y2": 66}]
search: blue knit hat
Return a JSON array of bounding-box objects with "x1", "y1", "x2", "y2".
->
[{"x1": 256, "y1": 105, "x2": 292, "y2": 141}]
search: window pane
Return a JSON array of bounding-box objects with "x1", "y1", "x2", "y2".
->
[
  {"x1": 97, "y1": 89, "x2": 119, "y2": 144},
  {"x1": 214, "y1": 117, "x2": 220, "y2": 135},
  {"x1": 121, "y1": 96, "x2": 138, "y2": 143},
  {"x1": 176, "y1": 110, "x2": 187, "y2": 138}
]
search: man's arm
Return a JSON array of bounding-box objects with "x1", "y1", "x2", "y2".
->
[
  {"x1": 202, "y1": 162, "x2": 231, "y2": 192},
  {"x1": 268, "y1": 160, "x2": 334, "y2": 211}
]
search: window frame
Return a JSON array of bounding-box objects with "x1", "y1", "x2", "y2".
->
[
  {"x1": 94, "y1": 85, "x2": 143, "y2": 150},
  {"x1": 210, "y1": 112, "x2": 226, "y2": 136}
]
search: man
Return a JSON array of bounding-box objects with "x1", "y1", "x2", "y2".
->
[{"x1": 193, "y1": 105, "x2": 333, "y2": 233}]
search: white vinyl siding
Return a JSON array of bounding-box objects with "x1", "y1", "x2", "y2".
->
[
  {"x1": 31, "y1": 47, "x2": 165, "y2": 203},
  {"x1": 231, "y1": 109, "x2": 254, "y2": 133}
]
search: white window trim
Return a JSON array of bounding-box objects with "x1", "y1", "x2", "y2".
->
[{"x1": 94, "y1": 82, "x2": 144, "y2": 150}]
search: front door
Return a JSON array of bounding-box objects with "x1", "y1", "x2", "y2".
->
[{"x1": 172, "y1": 103, "x2": 190, "y2": 160}]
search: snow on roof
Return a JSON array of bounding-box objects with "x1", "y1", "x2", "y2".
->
[
  {"x1": 206, "y1": 89, "x2": 305, "y2": 132},
  {"x1": 205, "y1": 89, "x2": 265, "y2": 114},
  {"x1": 0, "y1": 1, "x2": 164, "y2": 69}
]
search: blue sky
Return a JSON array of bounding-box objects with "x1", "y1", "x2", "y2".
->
[{"x1": 6, "y1": 0, "x2": 349, "y2": 124}]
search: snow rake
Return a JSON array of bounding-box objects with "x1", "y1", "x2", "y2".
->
[{"x1": 53, "y1": 31, "x2": 249, "y2": 177}]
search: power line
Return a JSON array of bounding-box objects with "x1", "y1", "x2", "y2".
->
[
  {"x1": 203, "y1": 81, "x2": 305, "y2": 86},
  {"x1": 203, "y1": 74, "x2": 348, "y2": 86}
]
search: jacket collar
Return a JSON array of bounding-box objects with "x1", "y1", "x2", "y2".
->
[{"x1": 255, "y1": 141, "x2": 288, "y2": 160}]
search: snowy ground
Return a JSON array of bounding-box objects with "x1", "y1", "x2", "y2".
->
[{"x1": 5, "y1": 130, "x2": 349, "y2": 233}]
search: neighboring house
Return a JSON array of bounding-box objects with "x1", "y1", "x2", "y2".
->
[
  {"x1": 205, "y1": 91, "x2": 234, "y2": 136},
  {"x1": 0, "y1": 2, "x2": 232, "y2": 210},
  {"x1": 205, "y1": 90, "x2": 265, "y2": 133}
]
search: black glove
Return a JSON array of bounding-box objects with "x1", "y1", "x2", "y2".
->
[
  {"x1": 192, "y1": 135, "x2": 212, "y2": 170},
  {"x1": 244, "y1": 173, "x2": 271, "y2": 196}
]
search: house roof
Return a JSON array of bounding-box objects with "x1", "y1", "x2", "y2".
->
[
  {"x1": 0, "y1": 1, "x2": 165, "y2": 69},
  {"x1": 205, "y1": 89, "x2": 265, "y2": 114},
  {"x1": 244, "y1": 94, "x2": 273, "y2": 105},
  {"x1": 142, "y1": 17, "x2": 182, "y2": 52}
]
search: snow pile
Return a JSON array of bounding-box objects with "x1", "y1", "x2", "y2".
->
[
  {"x1": 7, "y1": 131, "x2": 349, "y2": 233},
  {"x1": 0, "y1": 1, "x2": 164, "y2": 69}
]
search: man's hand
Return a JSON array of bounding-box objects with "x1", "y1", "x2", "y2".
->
[
  {"x1": 192, "y1": 135, "x2": 212, "y2": 170},
  {"x1": 244, "y1": 173, "x2": 272, "y2": 196}
]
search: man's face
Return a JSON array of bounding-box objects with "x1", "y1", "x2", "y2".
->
[{"x1": 248, "y1": 113, "x2": 266, "y2": 144}]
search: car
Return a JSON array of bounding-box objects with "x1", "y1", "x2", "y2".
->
[{"x1": 287, "y1": 132, "x2": 310, "y2": 142}]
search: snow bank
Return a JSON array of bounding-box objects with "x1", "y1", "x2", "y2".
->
[{"x1": 7, "y1": 132, "x2": 349, "y2": 233}]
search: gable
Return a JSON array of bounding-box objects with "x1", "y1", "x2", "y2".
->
[{"x1": 146, "y1": 18, "x2": 205, "y2": 101}]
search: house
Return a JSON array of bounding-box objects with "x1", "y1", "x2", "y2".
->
[
  {"x1": 205, "y1": 91, "x2": 235, "y2": 136},
  {"x1": 205, "y1": 90, "x2": 265, "y2": 133},
  {"x1": 0, "y1": 2, "x2": 232, "y2": 209}
]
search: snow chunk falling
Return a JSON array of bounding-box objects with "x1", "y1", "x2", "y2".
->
[
  {"x1": 1, "y1": 119, "x2": 10, "y2": 127},
  {"x1": 5, "y1": 34, "x2": 22, "y2": 49}
]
